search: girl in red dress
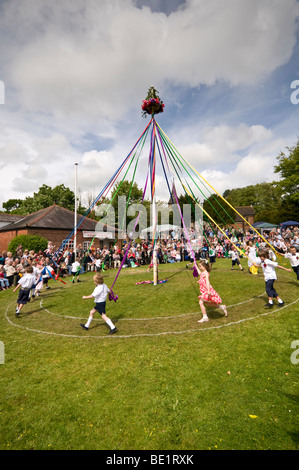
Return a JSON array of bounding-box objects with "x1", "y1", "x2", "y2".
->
[{"x1": 194, "y1": 260, "x2": 228, "y2": 323}]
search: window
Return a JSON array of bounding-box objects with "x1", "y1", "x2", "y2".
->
[
  {"x1": 83, "y1": 241, "x2": 90, "y2": 251},
  {"x1": 62, "y1": 239, "x2": 74, "y2": 249}
]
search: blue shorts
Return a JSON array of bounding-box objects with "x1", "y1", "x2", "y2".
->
[
  {"x1": 94, "y1": 301, "x2": 106, "y2": 315},
  {"x1": 265, "y1": 279, "x2": 278, "y2": 298},
  {"x1": 17, "y1": 289, "x2": 30, "y2": 304}
]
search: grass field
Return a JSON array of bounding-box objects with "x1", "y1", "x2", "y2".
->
[{"x1": 0, "y1": 259, "x2": 298, "y2": 450}]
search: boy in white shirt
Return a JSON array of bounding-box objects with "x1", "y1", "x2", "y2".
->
[
  {"x1": 80, "y1": 273, "x2": 117, "y2": 334},
  {"x1": 29, "y1": 260, "x2": 42, "y2": 299},
  {"x1": 71, "y1": 256, "x2": 81, "y2": 283},
  {"x1": 284, "y1": 246, "x2": 299, "y2": 280},
  {"x1": 41, "y1": 258, "x2": 55, "y2": 289},
  {"x1": 256, "y1": 249, "x2": 291, "y2": 308},
  {"x1": 13, "y1": 266, "x2": 38, "y2": 316},
  {"x1": 231, "y1": 248, "x2": 244, "y2": 271}
]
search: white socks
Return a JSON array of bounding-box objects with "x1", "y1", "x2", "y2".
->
[
  {"x1": 106, "y1": 318, "x2": 115, "y2": 330},
  {"x1": 85, "y1": 316, "x2": 115, "y2": 330},
  {"x1": 85, "y1": 316, "x2": 93, "y2": 328}
]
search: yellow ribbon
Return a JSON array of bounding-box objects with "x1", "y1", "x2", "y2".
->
[{"x1": 156, "y1": 122, "x2": 281, "y2": 259}]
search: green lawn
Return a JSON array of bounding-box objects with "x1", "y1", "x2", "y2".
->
[{"x1": 0, "y1": 259, "x2": 298, "y2": 450}]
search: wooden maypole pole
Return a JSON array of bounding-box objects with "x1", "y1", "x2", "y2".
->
[
  {"x1": 151, "y1": 120, "x2": 158, "y2": 285},
  {"x1": 141, "y1": 86, "x2": 165, "y2": 286}
]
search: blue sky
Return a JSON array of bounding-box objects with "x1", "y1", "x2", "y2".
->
[{"x1": 0, "y1": 0, "x2": 298, "y2": 208}]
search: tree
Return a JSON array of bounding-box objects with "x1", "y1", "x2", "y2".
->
[
  {"x1": 203, "y1": 193, "x2": 235, "y2": 226},
  {"x1": 95, "y1": 180, "x2": 148, "y2": 230},
  {"x1": 274, "y1": 140, "x2": 299, "y2": 219},
  {"x1": 2, "y1": 184, "x2": 75, "y2": 215},
  {"x1": 225, "y1": 183, "x2": 283, "y2": 224},
  {"x1": 2, "y1": 199, "x2": 23, "y2": 212},
  {"x1": 177, "y1": 193, "x2": 201, "y2": 225},
  {"x1": 110, "y1": 180, "x2": 144, "y2": 207}
]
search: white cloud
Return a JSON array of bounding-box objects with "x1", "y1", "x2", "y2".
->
[
  {"x1": 173, "y1": 123, "x2": 273, "y2": 170},
  {"x1": 160, "y1": 128, "x2": 289, "y2": 199},
  {"x1": 64, "y1": 150, "x2": 119, "y2": 204},
  {"x1": 1, "y1": 0, "x2": 298, "y2": 126},
  {"x1": 202, "y1": 124, "x2": 273, "y2": 153},
  {"x1": 0, "y1": 0, "x2": 298, "y2": 209},
  {"x1": 12, "y1": 175, "x2": 46, "y2": 193},
  {"x1": 199, "y1": 147, "x2": 282, "y2": 197}
]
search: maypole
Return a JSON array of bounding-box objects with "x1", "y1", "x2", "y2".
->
[
  {"x1": 142, "y1": 86, "x2": 165, "y2": 285},
  {"x1": 152, "y1": 121, "x2": 158, "y2": 285}
]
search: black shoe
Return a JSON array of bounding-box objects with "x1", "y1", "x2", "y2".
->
[
  {"x1": 264, "y1": 303, "x2": 273, "y2": 308},
  {"x1": 77, "y1": 279, "x2": 81, "y2": 282},
  {"x1": 278, "y1": 301, "x2": 285, "y2": 307},
  {"x1": 80, "y1": 323, "x2": 88, "y2": 330},
  {"x1": 108, "y1": 327, "x2": 117, "y2": 335}
]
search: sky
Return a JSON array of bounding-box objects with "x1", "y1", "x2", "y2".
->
[{"x1": 0, "y1": 0, "x2": 298, "y2": 209}]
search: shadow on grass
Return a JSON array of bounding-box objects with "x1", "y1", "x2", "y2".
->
[
  {"x1": 206, "y1": 309, "x2": 225, "y2": 320},
  {"x1": 287, "y1": 280, "x2": 299, "y2": 288},
  {"x1": 17, "y1": 306, "x2": 44, "y2": 317},
  {"x1": 287, "y1": 430, "x2": 299, "y2": 449},
  {"x1": 87, "y1": 321, "x2": 112, "y2": 333}
]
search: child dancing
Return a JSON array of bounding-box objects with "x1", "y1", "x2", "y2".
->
[
  {"x1": 255, "y1": 249, "x2": 291, "y2": 308},
  {"x1": 13, "y1": 266, "x2": 37, "y2": 316},
  {"x1": 80, "y1": 273, "x2": 117, "y2": 334},
  {"x1": 194, "y1": 260, "x2": 228, "y2": 322},
  {"x1": 231, "y1": 247, "x2": 244, "y2": 271},
  {"x1": 284, "y1": 246, "x2": 299, "y2": 280}
]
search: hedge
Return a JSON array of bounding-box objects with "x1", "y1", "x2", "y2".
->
[{"x1": 8, "y1": 234, "x2": 48, "y2": 255}]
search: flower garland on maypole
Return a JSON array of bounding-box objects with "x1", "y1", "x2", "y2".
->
[{"x1": 141, "y1": 85, "x2": 165, "y2": 118}]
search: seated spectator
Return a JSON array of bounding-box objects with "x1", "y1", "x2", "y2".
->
[
  {"x1": 0, "y1": 266, "x2": 10, "y2": 289},
  {"x1": 4, "y1": 259, "x2": 17, "y2": 286}
]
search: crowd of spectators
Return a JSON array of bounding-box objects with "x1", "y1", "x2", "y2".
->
[{"x1": 1, "y1": 224, "x2": 298, "y2": 291}]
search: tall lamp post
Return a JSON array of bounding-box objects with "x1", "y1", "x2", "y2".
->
[{"x1": 74, "y1": 162, "x2": 78, "y2": 259}]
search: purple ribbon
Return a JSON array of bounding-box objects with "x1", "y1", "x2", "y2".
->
[
  {"x1": 109, "y1": 290, "x2": 118, "y2": 302},
  {"x1": 109, "y1": 147, "x2": 152, "y2": 294}
]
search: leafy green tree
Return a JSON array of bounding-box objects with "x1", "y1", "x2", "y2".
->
[
  {"x1": 273, "y1": 140, "x2": 299, "y2": 220},
  {"x1": 203, "y1": 193, "x2": 235, "y2": 226},
  {"x1": 95, "y1": 180, "x2": 148, "y2": 230},
  {"x1": 110, "y1": 180, "x2": 144, "y2": 207},
  {"x1": 225, "y1": 182, "x2": 283, "y2": 224},
  {"x1": 22, "y1": 184, "x2": 75, "y2": 213},
  {"x1": 3, "y1": 184, "x2": 75, "y2": 215},
  {"x1": 2, "y1": 199, "x2": 23, "y2": 212}
]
